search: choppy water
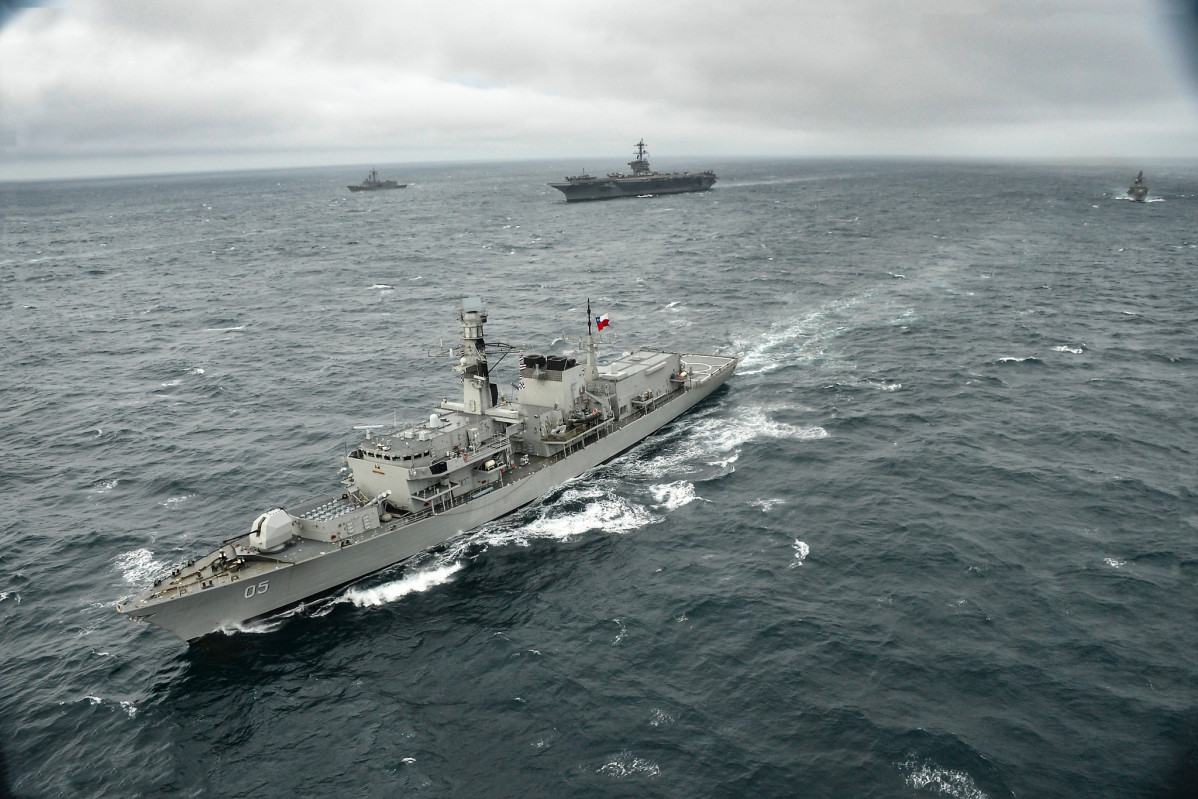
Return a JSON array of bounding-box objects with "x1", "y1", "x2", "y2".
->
[{"x1": 1, "y1": 159, "x2": 1196, "y2": 798}]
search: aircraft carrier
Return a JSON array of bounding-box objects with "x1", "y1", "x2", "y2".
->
[{"x1": 549, "y1": 140, "x2": 716, "y2": 202}]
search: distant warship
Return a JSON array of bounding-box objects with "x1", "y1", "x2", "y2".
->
[
  {"x1": 117, "y1": 298, "x2": 737, "y2": 641},
  {"x1": 1127, "y1": 171, "x2": 1148, "y2": 202},
  {"x1": 549, "y1": 140, "x2": 716, "y2": 202},
  {"x1": 348, "y1": 169, "x2": 406, "y2": 192}
]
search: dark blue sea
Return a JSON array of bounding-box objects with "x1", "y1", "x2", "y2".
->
[{"x1": 1, "y1": 159, "x2": 1196, "y2": 798}]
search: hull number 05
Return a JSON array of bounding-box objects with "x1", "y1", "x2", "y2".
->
[{"x1": 244, "y1": 581, "x2": 270, "y2": 599}]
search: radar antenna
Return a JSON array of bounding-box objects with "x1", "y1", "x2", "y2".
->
[{"x1": 353, "y1": 423, "x2": 387, "y2": 441}]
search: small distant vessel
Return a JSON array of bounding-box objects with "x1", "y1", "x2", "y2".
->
[
  {"x1": 348, "y1": 169, "x2": 406, "y2": 192},
  {"x1": 1127, "y1": 171, "x2": 1148, "y2": 202},
  {"x1": 117, "y1": 297, "x2": 737, "y2": 641},
  {"x1": 549, "y1": 140, "x2": 716, "y2": 202}
]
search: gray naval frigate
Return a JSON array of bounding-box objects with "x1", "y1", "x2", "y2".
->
[
  {"x1": 347, "y1": 168, "x2": 406, "y2": 192},
  {"x1": 548, "y1": 140, "x2": 716, "y2": 202},
  {"x1": 117, "y1": 298, "x2": 737, "y2": 641},
  {"x1": 1127, "y1": 170, "x2": 1148, "y2": 202}
]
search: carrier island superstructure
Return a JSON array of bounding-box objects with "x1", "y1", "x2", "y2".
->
[{"x1": 117, "y1": 298, "x2": 737, "y2": 641}]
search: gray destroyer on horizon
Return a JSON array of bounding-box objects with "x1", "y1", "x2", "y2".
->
[
  {"x1": 348, "y1": 168, "x2": 406, "y2": 192},
  {"x1": 548, "y1": 140, "x2": 716, "y2": 202},
  {"x1": 1127, "y1": 170, "x2": 1148, "y2": 202},
  {"x1": 117, "y1": 298, "x2": 737, "y2": 641}
]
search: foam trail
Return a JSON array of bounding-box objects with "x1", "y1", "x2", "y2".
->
[
  {"x1": 597, "y1": 751, "x2": 661, "y2": 778},
  {"x1": 732, "y1": 295, "x2": 868, "y2": 376},
  {"x1": 344, "y1": 561, "x2": 464, "y2": 607},
  {"x1": 516, "y1": 489, "x2": 655, "y2": 541},
  {"x1": 618, "y1": 405, "x2": 825, "y2": 485},
  {"x1": 217, "y1": 618, "x2": 287, "y2": 636},
  {"x1": 114, "y1": 548, "x2": 167, "y2": 586},
  {"x1": 431, "y1": 484, "x2": 658, "y2": 565},
  {"x1": 899, "y1": 756, "x2": 987, "y2": 798},
  {"x1": 700, "y1": 406, "x2": 828, "y2": 456},
  {"x1": 650, "y1": 481, "x2": 701, "y2": 511}
]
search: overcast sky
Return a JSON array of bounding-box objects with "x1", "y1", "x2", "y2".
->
[{"x1": 2, "y1": 0, "x2": 1197, "y2": 180}]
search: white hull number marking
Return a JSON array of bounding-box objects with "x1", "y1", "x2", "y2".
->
[{"x1": 244, "y1": 581, "x2": 270, "y2": 599}]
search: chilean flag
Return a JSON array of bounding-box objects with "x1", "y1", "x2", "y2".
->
[{"x1": 595, "y1": 313, "x2": 610, "y2": 331}]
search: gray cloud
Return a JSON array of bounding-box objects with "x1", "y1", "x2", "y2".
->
[{"x1": 1, "y1": 0, "x2": 1195, "y2": 179}]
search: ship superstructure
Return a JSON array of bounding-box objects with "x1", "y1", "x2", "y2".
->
[
  {"x1": 549, "y1": 140, "x2": 716, "y2": 202},
  {"x1": 117, "y1": 298, "x2": 736, "y2": 641}
]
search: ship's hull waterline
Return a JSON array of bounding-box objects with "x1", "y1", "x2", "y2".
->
[
  {"x1": 549, "y1": 174, "x2": 716, "y2": 202},
  {"x1": 118, "y1": 350, "x2": 735, "y2": 641}
]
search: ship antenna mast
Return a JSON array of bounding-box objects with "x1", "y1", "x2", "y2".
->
[
  {"x1": 629, "y1": 139, "x2": 650, "y2": 175},
  {"x1": 585, "y1": 298, "x2": 598, "y2": 381}
]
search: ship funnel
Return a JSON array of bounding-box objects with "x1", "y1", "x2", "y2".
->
[{"x1": 457, "y1": 296, "x2": 494, "y2": 413}]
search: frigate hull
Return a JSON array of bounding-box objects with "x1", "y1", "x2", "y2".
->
[{"x1": 118, "y1": 350, "x2": 735, "y2": 641}]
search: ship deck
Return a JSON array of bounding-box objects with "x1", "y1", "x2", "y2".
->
[{"x1": 680, "y1": 354, "x2": 735, "y2": 384}]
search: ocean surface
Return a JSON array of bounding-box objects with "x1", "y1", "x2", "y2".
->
[{"x1": 1, "y1": 159, "x2": 1196, "y2": 798}]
